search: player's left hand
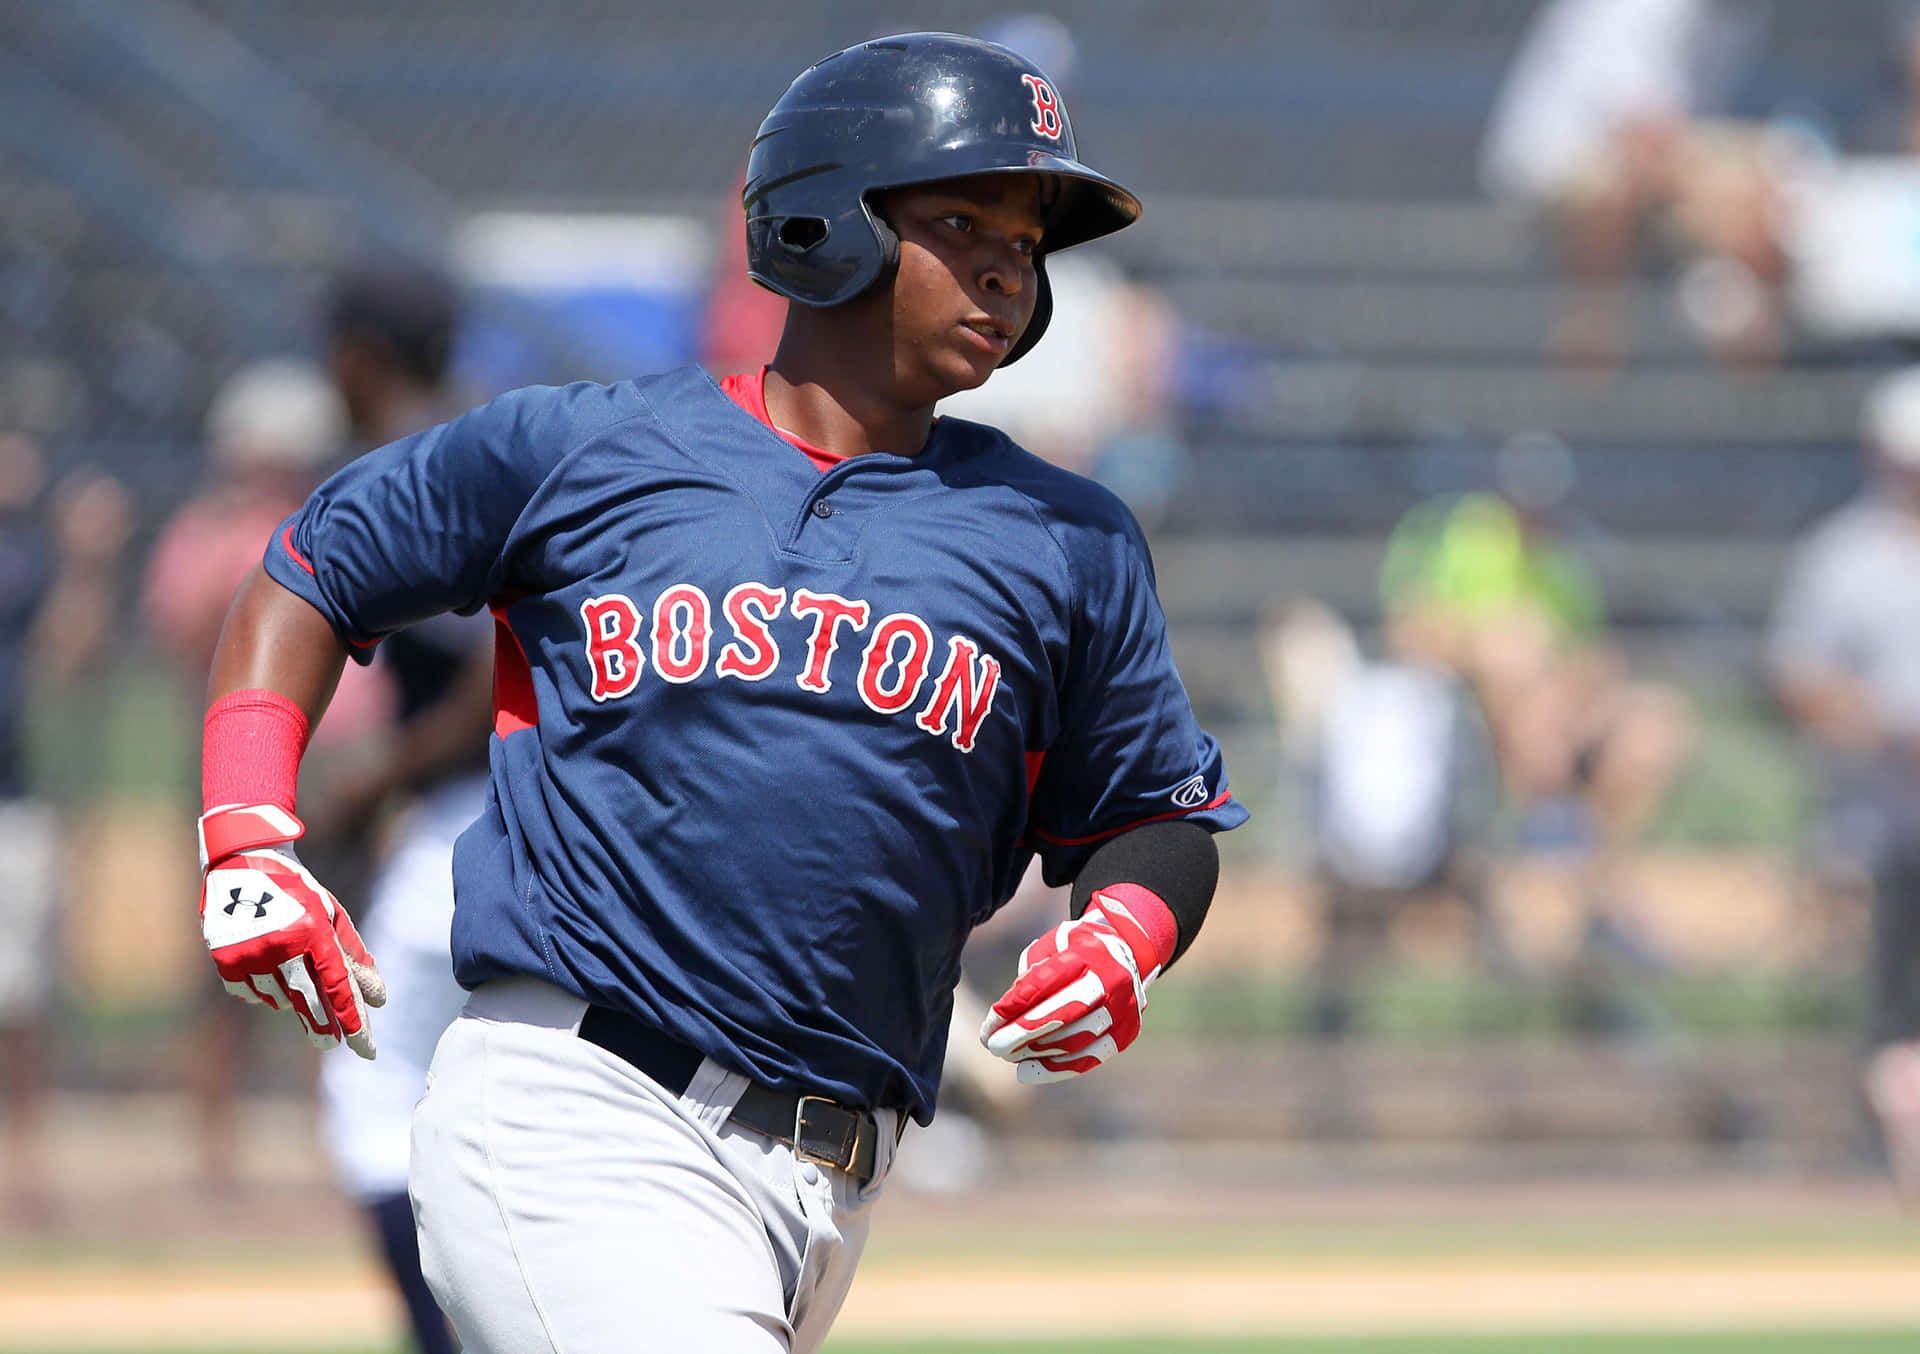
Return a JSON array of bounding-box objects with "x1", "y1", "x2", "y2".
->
[{"x1": 979, "y1": 888, "x2": 1171, "y2": 1083}]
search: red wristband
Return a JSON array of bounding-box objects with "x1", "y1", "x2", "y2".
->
[
  {"x1": 202, "y1": 688, "x2": 310, "y2": 814},
  {"x1": 1087, "y1": 882, "x2": 1179, "y2": 971}
]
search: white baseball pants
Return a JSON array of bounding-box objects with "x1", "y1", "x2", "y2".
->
[{"x1": 410, "y1": 976, "x2": 899, "y2": 1353}]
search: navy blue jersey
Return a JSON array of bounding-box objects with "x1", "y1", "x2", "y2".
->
[{"x1": 265, "y1": 366, "x2": 1245, "y2": 1121}]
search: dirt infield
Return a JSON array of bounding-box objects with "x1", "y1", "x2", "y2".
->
[
  {"x1": 840, "y1": 1252, "x2": 1920, "y2": 1340},
  {"x1": 8, "y1": 1244, "x2": 1920, "y2": 1349},
  {"x1": 11, "y1": 1098, "x2": 1920, "y2": 1351}
]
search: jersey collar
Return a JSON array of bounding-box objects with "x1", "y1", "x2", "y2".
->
[{"x1": 715, "y1": 366, "x2": 951, "y2": 470}]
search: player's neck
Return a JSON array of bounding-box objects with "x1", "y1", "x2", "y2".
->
[{"x1": 765, "y1": 329, "x2": 938, "y2": 459}]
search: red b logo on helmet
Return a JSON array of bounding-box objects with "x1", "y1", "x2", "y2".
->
[{"x1": 1020, "y1": 74, "x2": 1063, "y2": 140}]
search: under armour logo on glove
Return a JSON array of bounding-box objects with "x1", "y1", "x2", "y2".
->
[
  {"x1": 198, "y1": 804, "x2": 386, "y2": 1060},
  {"x1": 223, "y1": 888, "x2": 274, "y2": 919},
  {"x1": 978, "y1": 885, "x2": 1175, "y2": 1084}
]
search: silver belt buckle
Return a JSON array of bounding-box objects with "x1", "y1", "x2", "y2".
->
[{"x1": 793, "y1": 1095, "x2": 856, "y2": 1174}]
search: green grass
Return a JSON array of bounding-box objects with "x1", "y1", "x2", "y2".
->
[{"x1": 1139, "y1": 968, "x2": 1861, "y2": 1039}]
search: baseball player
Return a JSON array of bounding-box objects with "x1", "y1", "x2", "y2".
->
[
  {"x1": 196, "y1": 33, "x2": 1246, "y2": 1354},
  {"x1": 309, "y1": 262, "x2": 478, "y2": 1354}
]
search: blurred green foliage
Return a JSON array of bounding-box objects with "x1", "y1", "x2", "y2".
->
[{"x1": 1145, "y1": 968, "x2": 1861, "y2": 1041}]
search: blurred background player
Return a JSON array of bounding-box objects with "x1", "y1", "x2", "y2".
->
[
  {"x1": 1769, "y1": 366, "x2": 1920, "y2": 1193},
  {"x1": 142, "y1": 359, "x2": 396, "y2": 1198},
  {"x1": 309, "y1": 259, "x2": 480, "y2": 1354}
]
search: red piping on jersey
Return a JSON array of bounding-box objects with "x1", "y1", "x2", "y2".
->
[
  {"x1": 279, "y1": 524, "x2": 315, "y2": 575},
  {"x1": 490, "y1": 601, "x2": 538, "y2": 738},
  {"x1": 283, "y1": 525, "x2": 375, "y2": 647},
  {"x1": 1029, "y1": 790, "x2": 1233, "y2": 846},
  {"x1": 719, "y1": 368, "x2": 848, "y2": 473}
]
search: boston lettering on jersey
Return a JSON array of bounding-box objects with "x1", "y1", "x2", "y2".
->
[{"x1": 578, "y1": 583, "x2": 1002, "y2": 752}]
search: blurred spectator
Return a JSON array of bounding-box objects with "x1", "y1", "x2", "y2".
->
[
  {"x1": 1480, "y1": 0, "x2": 1788, "y2": 369},
  {"x1": 1768, "y1": 366, "x2": 1920, "y2": 1193},
  {"x1": 1303, "y1": 603, "x2": 1505, "y2": 1040},
  {"x1": 1259, "y1": 597, "x2": 1362, "y2": 774},
  {"x1": 1781, "y1": 8, "x2": 1920, "y2": 350},
  {"x1": 140, "y1": 358, "x2": 389, "y2": 1201},
  {"x1": 1380, "y1": 439, "x2": 1692, "y2": 1024},
  {"x1": 0, "y1": 438, "x2": 131, "y2": 1227},
  {"x1": 1256, "y1": 596, "x2": 1364, "y2": 863},
  {"x1": 311, "y1": 259, "x2": 477, "y2": 1354},
  {"x1": 1253, "y1": 598, "x2": 1509, "y2": 1137},
  {"x1": 144, "y1": 360, "x2": 349, "y2": 675},
  {"x1": 1383, "y1": 439, "x2": 1690, "y2": 852}
]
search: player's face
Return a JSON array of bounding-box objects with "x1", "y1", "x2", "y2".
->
[{"x1": 877, "y1": 175, "x2": 1047, "y2": 397}]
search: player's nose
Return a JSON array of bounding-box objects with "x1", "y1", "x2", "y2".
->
[{"x1": 978, "y1": 243, "x2": 1027, "y2": 296}]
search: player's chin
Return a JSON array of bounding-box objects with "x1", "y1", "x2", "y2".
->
[
  {"x1": 949, "y1": 355, "x2": 1000, "y2": 392},
  {"x1": 916, "y1": 344, "x2": 1000, "y2": 401}
]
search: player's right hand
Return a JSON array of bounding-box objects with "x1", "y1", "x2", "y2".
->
[
  {"x1": 198, "y1": 803, "x2": 387, "y2": 1059},
  {"x1": 978, "y1": 888, "x2": 1170, "y2": 1084}
]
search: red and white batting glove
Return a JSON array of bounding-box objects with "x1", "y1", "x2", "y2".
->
[
  {"x1": 979, "y1": 884, "x2": 1177, "y2": 1084},
  {"x1": 198, "y1": 803, "x2": 386, "y2": 1059}
]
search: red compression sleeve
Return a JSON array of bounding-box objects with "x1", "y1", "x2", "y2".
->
[{"x1": 202, "y1": 688, "x2": 310, "y2": 813}]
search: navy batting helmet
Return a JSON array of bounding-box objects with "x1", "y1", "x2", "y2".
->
[{"x1": 743, "y1": 31, "x2": 1141, "y2": 364}]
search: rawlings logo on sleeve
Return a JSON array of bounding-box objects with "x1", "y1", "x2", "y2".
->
[
  {"x1": 582, "y1": 582, "x2": 1002, "y2": 753},
  {"x1": 1171, "y1": 774, "x2": 1209, "y2": 808}
]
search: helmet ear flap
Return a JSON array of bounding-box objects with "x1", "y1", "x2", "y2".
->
[
  {"x1": 1001, "y1": 255, "x2": 1053, "y2": 365},
  {"x1": 862, "y1": 198, "x2": 901, "y2": 296},
  {"x1": 746, "y1": 201, "x2": 893, "y2": 306}
]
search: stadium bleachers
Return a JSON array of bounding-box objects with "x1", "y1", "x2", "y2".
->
[{"x1": 1, "y1": 0, "x2": 1908, "y2": 626}]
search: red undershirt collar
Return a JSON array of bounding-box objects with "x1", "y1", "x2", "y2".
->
[{"x1": 718, "y1": 368, "x2": 847, "y2": 474}]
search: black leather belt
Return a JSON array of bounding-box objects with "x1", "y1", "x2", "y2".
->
[{"x1": 578, "y1": 1005, "x2": 882, "y2": 1186}]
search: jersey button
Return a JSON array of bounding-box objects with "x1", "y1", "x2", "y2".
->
[{"x1": 811, "y1": 498, "x2": 833, "y2": 518}]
